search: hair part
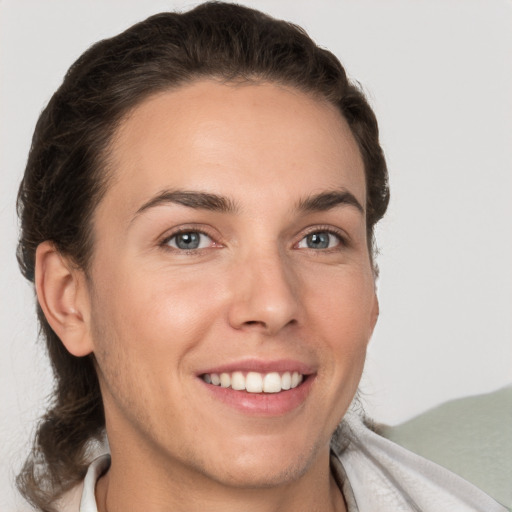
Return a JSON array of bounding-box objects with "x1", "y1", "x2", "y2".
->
[{"x1": 16, "y1": 3, "x2": 389, "y2": 509}]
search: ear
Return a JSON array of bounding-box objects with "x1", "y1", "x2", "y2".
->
[
  {"x1": 35, "y1": 241, "x2": 93, "y2": 357},
  {"x1": 369, "y1": 292, "x2": 380, "y2": 339}
]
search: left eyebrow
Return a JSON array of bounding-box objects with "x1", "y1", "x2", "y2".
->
[
  {"x1": 296, "y1": 189, "x2": 364, "y2": 214},
  {"x1": 133, "y1": 189, "x2": 239, "y2": 220}
]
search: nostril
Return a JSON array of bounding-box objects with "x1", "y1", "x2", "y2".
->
[{"x1": 240, "y1": 318, "x2": 297, "y2": 331}]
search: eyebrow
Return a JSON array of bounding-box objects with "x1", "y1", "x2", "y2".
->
[
  {"x1": 132, "y1": 187, "x2": 363, "y2": 223},
  {"x1": 133, "y1": 189, "x2": 239, "y2": 219},
  {"x1": 296, "y1": 189, "x2": 364, "y2": 214}
]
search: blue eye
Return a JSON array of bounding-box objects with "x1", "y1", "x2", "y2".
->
[
  {"x1": 166, "y1": 231, "x2": 212, "y2": 250},
  {"x1": 297, "y1": 231, "x2": 341, "y2": 250}
]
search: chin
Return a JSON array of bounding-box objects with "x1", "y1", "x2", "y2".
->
[
  {"x1": 196, "y1": 433, "x2": 327, "y2": 490},
  {"x1": 209, "y1": 456, "x2": 313, "y2": 490}
]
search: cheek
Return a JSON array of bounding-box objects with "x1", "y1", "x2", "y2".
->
[
  {"x1": 303, "y1": 266, "x2": 376, "y2": 338},
  {"x1": 88, "y1": 263, "x2": 231, "y2": 411},
  {"x1": 301, "y1": 266, "x2": 375, "y2": 391},
  {"x1": 88, "y1": 266, "x2": 223, "y2": 423},
  {"x1": 139, "y1": 269, "x2": 227, "y2": 347},
  {"x1": 97, "y1": 262, "x2": 223, "y2": 345}
]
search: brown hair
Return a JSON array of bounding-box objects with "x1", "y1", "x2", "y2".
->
[{"x1": 16, "y1": 2, "x2": 389, "y2": 509}]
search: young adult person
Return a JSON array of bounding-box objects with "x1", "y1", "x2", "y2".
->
[{"x1": 15, "y1": 3, "x2": 507, "y2": 511}]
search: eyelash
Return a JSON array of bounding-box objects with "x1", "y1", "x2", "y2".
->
[
  {"x1": 159, "y1": 225, "x2": 348, "y2": 254},
  {"x1": 296, "y1": 226, "x2": 348, "y2": 251},
  {"x1": 159, "y1": 227, "x2": 219, "y2": 254}
]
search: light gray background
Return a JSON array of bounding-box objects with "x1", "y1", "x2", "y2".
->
[{"x1": 1, "y1": 1, "x2": 511, "y2": 510}]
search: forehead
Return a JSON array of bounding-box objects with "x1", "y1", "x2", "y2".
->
[{"x1": 100, "y1": 80, "x2": 366, "y2": 220}]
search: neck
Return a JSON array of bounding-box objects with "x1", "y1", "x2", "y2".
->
[{"x1": 95, "y1": 437, "x2": 346, "y2": 512}]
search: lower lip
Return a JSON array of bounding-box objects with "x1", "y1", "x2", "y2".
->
[{"x1": 199, "y1": 375, "x2": 315, "y2": 416}]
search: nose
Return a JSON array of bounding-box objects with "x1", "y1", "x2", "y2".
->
[{"x1": 227, "y1": 248, "x2": 300, "y2": 335}]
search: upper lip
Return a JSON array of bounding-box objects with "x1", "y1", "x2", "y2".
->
[{"x1": 197, "y1": 358, "x2": 316, "y2": 376}]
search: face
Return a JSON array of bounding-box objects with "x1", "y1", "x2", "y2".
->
[{"x1": 84, "y1": 80, "x2": 378, "y2": 489}]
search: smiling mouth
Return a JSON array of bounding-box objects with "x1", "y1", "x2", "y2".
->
[{"x1": 201, "y1": 371, "x2": 305, "y2": 393}]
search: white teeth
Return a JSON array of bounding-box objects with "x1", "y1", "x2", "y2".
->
[
  {"x1": 263, "y1": 372, "x2": 281, "y2": 393},
  {"x1": 281, "y1": 371, "x2": 291, "y2": 390},
  {"x1": 220, "y1": 373, "x2": 231, "y2": 388},
  {"x1": 246, "y1": 372, "x2": 263, "y2": 393},
  {"x1": 231, "y1": 371, "x2": 246, "y2": 391},
  {"x1": 202, "y1": 370, "x2": 305, "y2": 393},
  {"x1": 291, "y1": 371, "x2": 302, "y2": 388}
]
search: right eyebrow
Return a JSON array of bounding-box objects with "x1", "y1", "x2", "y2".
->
[
  {"x1": 296, "y1": 189, "x2": 364, "y2": 214},
  {"x1": 132, "y1": 189, "x2": 240, "y2": 223}
]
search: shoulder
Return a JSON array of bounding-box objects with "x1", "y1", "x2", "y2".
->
[{"x1": 332, "y1": 412, "x2": 508, "y2": 512}]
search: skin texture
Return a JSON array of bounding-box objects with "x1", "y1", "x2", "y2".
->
[{"x1": 36, "y1": 80, "x2": 378, "y2": 512}]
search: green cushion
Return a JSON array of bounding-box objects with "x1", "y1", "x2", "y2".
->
[{"x1": 379, "y1": 386, "x2": 512, "y2": 510}]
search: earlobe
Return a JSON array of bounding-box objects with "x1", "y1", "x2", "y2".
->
[{"x1": 35, "y1": 241, "x2": 93, "y2": 357}]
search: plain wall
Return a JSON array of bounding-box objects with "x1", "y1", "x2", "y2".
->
[{"x1": 1, "y1": 1, "x2": 511, "y2": 510}]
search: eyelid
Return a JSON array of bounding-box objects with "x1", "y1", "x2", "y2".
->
[
  {"x1": 166, "y1": 232, "x2": 212, "y2": 250},
  {"x1": 159, "y1": 224, "x2": 222, "y2": 251},
  {"x1": 294, "y1": 225, "x2": 349, "y2": 249}
]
